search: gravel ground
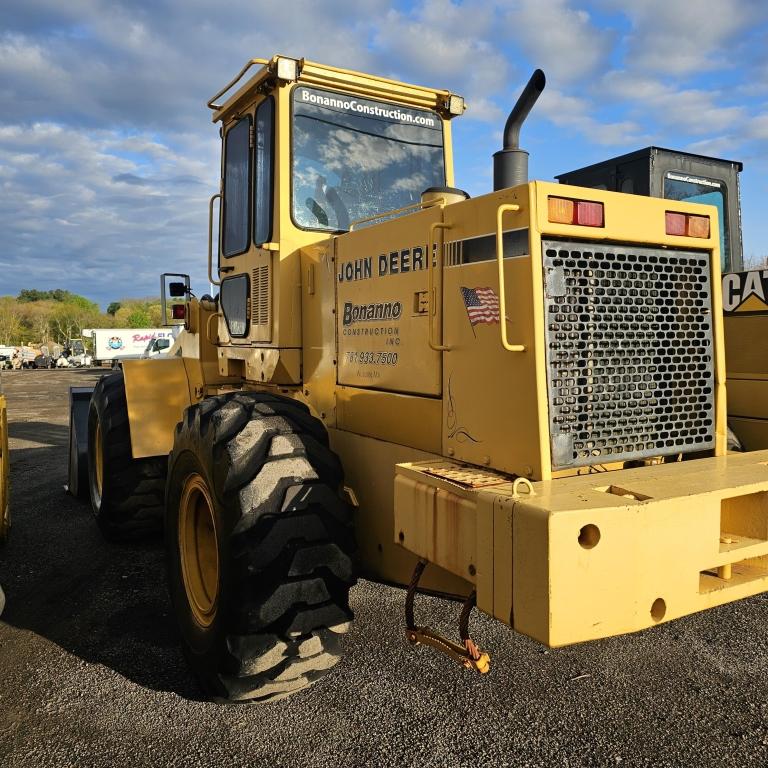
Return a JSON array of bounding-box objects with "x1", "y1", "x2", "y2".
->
[{"x1": 1, "y1": 368, "x2": 768, "y2": 767}]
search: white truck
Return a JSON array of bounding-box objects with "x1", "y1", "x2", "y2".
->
[
  {"x1": 83, "y1": 328, "x2": 178, "y2": 366},
  {"x1": 0, "y1": 347, "x2": 16, "y2": 370}
]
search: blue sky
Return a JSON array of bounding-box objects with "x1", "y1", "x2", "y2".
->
[{"x1": 1, "y1": 0, "x2": 768, "y2": 307}]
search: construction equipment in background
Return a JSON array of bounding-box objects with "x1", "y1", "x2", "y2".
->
[
  {"x1": 68, "y1": 56, "x2": 768, "y2": 704},
  {"x1": 0, "y1": 347, "x2": 15, "y2": 370},
  {"x1": 558, "y1": 148, "x2": 768, "y2": 450},
  {"x1": 63, "y1": 338, "x2": 92, "y2": 367}
]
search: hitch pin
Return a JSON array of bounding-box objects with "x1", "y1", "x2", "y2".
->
[{"x1": 718, "y1": 536, "x2": 734, "y2": 580}]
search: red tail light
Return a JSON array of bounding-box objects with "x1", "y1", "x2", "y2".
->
[
  {"x1": 575, "y1": 200, "x2": 604, "y2": 226},
  {"x1": 171, "y1": 304, "x2": 186, "y2": 320},
  {"x1": 665, "y1": 212, "x2": 687, "y2": 236}
]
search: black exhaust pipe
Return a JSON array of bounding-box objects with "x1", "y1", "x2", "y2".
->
[{"x1": 493, "y1": 69, "x2": 546, "y2": 191}]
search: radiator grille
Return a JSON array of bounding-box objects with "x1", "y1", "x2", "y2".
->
[{"x1": 542, "y1": 239, "x2": 716, "y2": 469}]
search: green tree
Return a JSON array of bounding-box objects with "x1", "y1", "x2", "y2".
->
[
  {"x1": 17, "y1": 289, "x2": 47, "y2": 303},
  {"x1": 107, "y1": 302, "x2": 121, "y2": 316},
  {"x1": 0, "y1": 298, "x2": 22, "y2": 344},
  {"x1": 125, "y1": 308, "x2": 151, "y2": 328},
  {"x1": 17, "y1": 288, "x2": 98, "y2": 311}
]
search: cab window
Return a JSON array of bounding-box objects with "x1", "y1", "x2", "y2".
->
[
  {"x1": 254, "y1": 97, "x2": 274, "y2": 245},
  {"x1": 222, "y1": 117, "x2": 251, "y2": 257},
  {"x1": 292, "y1": 86, "x2": 445, "y2": 231}
]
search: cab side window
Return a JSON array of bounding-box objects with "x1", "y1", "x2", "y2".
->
[
  {"x1": 254, "y1": 97, "x2": 274, "y2": 245},
  {"x1": 222, "y1": 117, "x2": 251, "y2": 257}
]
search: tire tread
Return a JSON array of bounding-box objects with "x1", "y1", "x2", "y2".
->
[{"x1": 167, "y1": 391, "x2": 355, "y2": 703}]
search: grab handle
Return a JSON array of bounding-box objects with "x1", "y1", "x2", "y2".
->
[
  {"x1": 427, "y1": 221, "x2": 452, "y2": 351},
  {"x1": 496, "y1": 204, "x2": 525, "y2": 352},
  {"x1": 208, "y1": 193, "x2": 222, "y2": 287}
]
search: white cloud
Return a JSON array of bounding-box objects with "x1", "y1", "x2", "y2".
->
[
  {"x1": 608, "y1": 0, "x2": 759, "y2": 75},
  {"x1": 2, "y1": 0, "x2": 768, "y2": 304},
  {"x1": 502, "y1": 0, "x2": 613, "y2": 83},
  {"x1": 372, "y1": 0, "x2": 508, "y2": 122},
  {"x1": 745, "y1": 113, "x2": 768, "y2": 140},
  {"x1": 684, "y1": 136, "x2": 742, "y2": 158},
  {"x1": 537, "y1": 88, "x2": 644, "y2": 146},
  {"x1": 0, "y1": 122, "x2": 216, "y2": 303},
  {"x1": 601, "y1": 71, "x2": 747, "y2": 136}
]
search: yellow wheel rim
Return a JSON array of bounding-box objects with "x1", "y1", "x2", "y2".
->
[
  {"x1": 94, "y1": 419, "x2": 104, "y2": 499},
  {"x1": 179, "y1": 473, "x2": 220, "y2": 628}
]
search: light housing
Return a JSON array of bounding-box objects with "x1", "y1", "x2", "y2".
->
[
  {"x1": 687, "y1": 214, "x2": 710, "y2": 238},
  {"x1": 548, "y1": 196, "x2": 604, "y2": 227},
  {"x1": 275, "y1": 56, "x2": 299, "y2": 82},
  {"x1": 665, "y1": 211, "x2": 710, "y2": 239},
  {"x1": 447, "y1": 94, "x2": 465, "y2": 116}
]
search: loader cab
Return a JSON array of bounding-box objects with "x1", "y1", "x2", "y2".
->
[
  {"x1": 556, "y1": 147, "x2": 744, "y2": 272},
  {"x1": 207, "y1": 56, "x2": 463, "y2": 383}
]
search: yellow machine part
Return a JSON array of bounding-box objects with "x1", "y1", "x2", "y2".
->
[
  {"x1": 723, "y1": 269, "x2": 768, "y2": 451},
  {"x1": 395, "y1": 450, "x2": 768, "y2": 647},
  {"x1": 123, "y1": 357, "x2": 192, "y2": 459},
  {"x1": 0, "y1": 393, "x2": 9, "y2": 540},
  {"x1": 122, "y1": 298, "x2": 241, "y2": 459}
]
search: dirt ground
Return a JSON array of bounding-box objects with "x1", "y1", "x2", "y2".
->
[{"x1": 1, "y1": 368, "x2": 768, "y2": 767}]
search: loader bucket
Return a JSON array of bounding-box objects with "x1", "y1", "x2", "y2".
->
[{"x1": 68, "y1": 386, "x2": 95, "y2": 500}]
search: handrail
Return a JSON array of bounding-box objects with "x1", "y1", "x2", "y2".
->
[
  {"x1": 496, "y1": 204, "x2": 526, "y2": 352},
  {"x1": 427, "y1": 221, "x2": 452, "y2": 351},
  {"x1": 208, "y1": 193, "x2": 222, "y2": 287},
  {"x1": 207, "y1": 58, "x2": 269, "y2": 111}
]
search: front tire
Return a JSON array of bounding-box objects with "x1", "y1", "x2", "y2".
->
[
  {"x1": 87, "y1": 372, "x2": 166, "y2": 540},
  {"x1": 166, "y1": 392, "x2": 356, "y2": 703}
]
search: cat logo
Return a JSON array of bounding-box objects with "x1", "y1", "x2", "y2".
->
[{"x1": 722, "y1": 270, "x2": 768, "y2": 315}]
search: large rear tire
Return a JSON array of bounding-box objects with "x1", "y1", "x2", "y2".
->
[
  {"x1": 166, "y1": 392, "x2": 356, "y2": 703},
  {"x1": 87, "y1": 371, "x2": 166, "y2": 540}
]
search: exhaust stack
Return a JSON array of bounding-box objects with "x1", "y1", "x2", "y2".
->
[{"x1": 493, "y1": 69, "x2": 546, "y2": 191}]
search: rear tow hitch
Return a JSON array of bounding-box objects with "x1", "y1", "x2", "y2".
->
[{"x1": 404, "y1": 558, "x2": 491, "y2": 674}]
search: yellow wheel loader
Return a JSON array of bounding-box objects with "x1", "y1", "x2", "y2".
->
[
  {"x1": 1, "y1": 369, "x2": 9, "y2": 616},
  {"x1": 559, "y1": 148, "x2": 768, "y2": 451},
  {"x1": 68, "y1": 56, "x2": 768, "y2": 704},
  {"x1": 0, "y1": 369, "x2": 9, "y2": 544}
]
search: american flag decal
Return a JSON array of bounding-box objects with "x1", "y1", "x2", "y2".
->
[{"x1": 460, "y1": 286, "x2": 500, "y2": 326}]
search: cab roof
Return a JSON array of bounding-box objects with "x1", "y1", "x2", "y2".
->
[{"x1": 209, "y1": 55, "x2": 464, "y2": 124}]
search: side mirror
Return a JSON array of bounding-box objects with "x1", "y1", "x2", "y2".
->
[{"x1": 160, "y1": 273, "x2": 191, "y2": 326}]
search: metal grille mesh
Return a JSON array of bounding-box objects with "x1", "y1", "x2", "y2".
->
[
  {"x1": 251, "y1": 265, "x2": 270, "y2": 325},
  {"x1": 542, "y1": 239, "x2": 715, "y2": 470}
]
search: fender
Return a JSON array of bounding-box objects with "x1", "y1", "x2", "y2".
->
[{"x1": 122, "y1": 357, "x2": 192, "y2": 458}]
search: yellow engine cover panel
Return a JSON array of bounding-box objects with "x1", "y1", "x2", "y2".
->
[{"x1": 335, "y1": 206, "x2": 443, "y2": 396}]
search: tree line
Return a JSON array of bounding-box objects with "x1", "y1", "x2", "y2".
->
[{"x1": 0, "y1": 290, "x2": 164, "y2": 346}]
